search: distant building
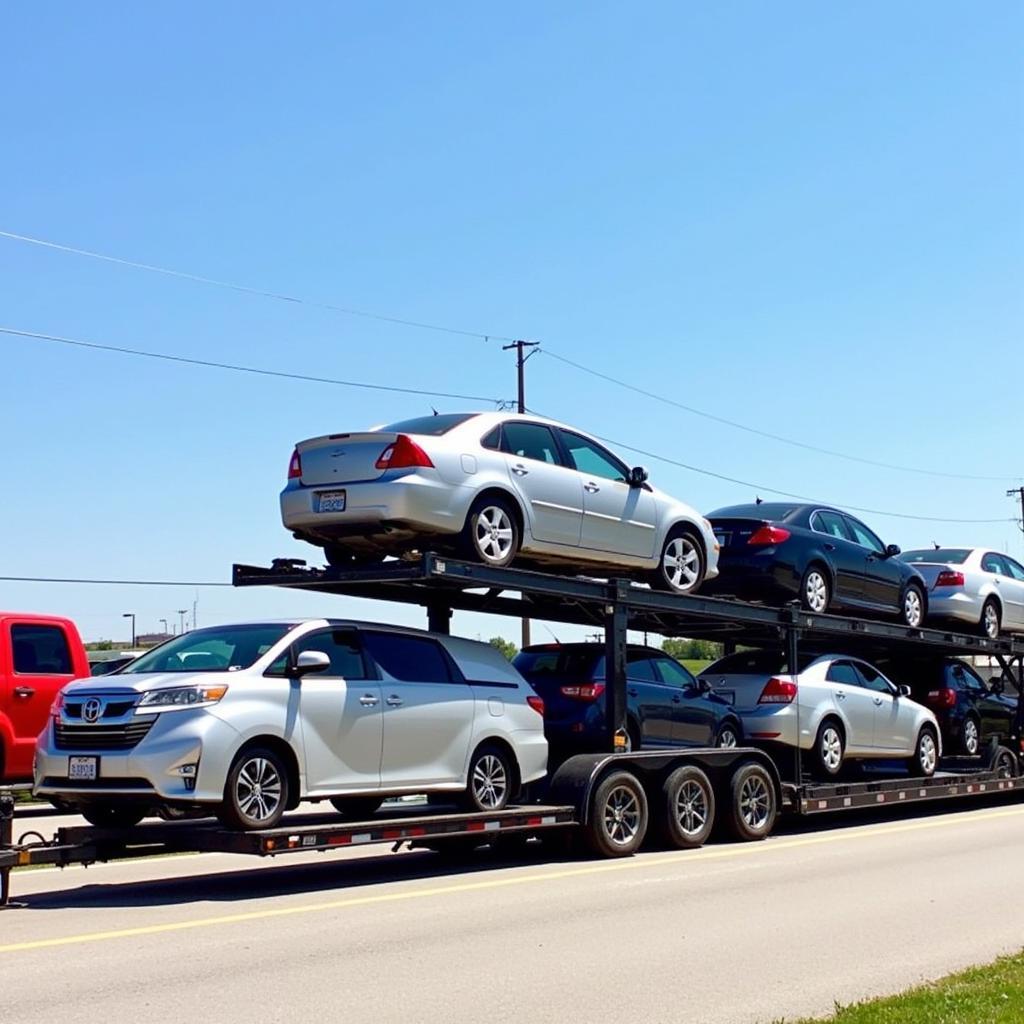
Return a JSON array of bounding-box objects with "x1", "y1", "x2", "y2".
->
[{"x1": 136, "y1": 632, "x2": 172, "y2": 646}]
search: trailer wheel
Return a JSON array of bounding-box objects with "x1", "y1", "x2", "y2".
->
[
  {"x1": 994, "y1": 748, "x2": 1018, "y2": 779},
  {"x1": 726, "y1": 762, "x2": 777, "y2": 842},
  {"x1": 329, "y1": 796, "x2": 384, "y2": 819},
  {"x1": 659, "y1": 766, "x2": 715, "y2": 849},
  {"x1": 585, "y1": 770, "x2": 648, "y2": 857},
  {"x1": 80, "y1": 803, "x2": 147, "y2": 829}
]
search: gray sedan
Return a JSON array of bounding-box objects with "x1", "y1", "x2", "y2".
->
[{"x1": 900, "y1": 547, "x2": 1024, "y2": 639}]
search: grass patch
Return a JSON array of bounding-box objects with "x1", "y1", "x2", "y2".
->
[
  {"x1": 780, "y1": 951, "x2": 1024, "y2": 1023},
  {"x1": 681, "y1": 659, "x2": 712, "y2": 675}
]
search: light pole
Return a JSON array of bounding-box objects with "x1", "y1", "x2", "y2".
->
[
  {"x1": 160, "y1": 618, "x2": 169, "y2": 637},
  {"x1": 122, "y1": 612, "x2": 136, "y2": 648},
  {"x1": 177, "y1": 610, "x2": 187, "y2": 635}
]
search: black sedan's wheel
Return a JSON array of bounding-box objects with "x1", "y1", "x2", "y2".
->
[
  {"x1": 218, "y1": 746, "x2": 290, "y2": 830},
  {"x1": 461, "y1": 496, "x2": 520, "y2": 568},
  {"x1": 800, "y1": 566, "x2": 831, "y2": 614},
  {"x1": 584, "y1": 770, "x2": 648, "y2": 857},
  {"x1": 659, "y1": 766, "x2": 715, "y2": 849},
  {"x1": 902, "y1": 584, "x2": 925, "y2": 628},
  {"x1": 80, "y1": 803, "x2": 147, "y2": 829},
  {"x1": 726, "y1": 762, "x2": 777, "y2": 841},
  {"x1": 980, "y1": 599, "x2": 1001, "y2": 640},
  {"x1": 329, "y1": 796, "x2": 384, "y2": 819},
  {"x1": 960, "y1": 716, "x2": 980, "y2": 757},
  {"x1": 908, "y1": 727, "x2": 938, "y2": 778},
  {"x1": 653, "y1": 527, "x2": 705, "y2": 594}
]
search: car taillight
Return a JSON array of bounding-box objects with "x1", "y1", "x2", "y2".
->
[
  {"x1": 926, "y1": 687, "x2": 957, "y2": 709},
  {"x1": 747, "y1": 525, "x2": 792, "y2": 546},
  {"x1": 559, "y1": 682, "x2": 607, "y2": 701},
  {"x1": 526, "y1": 695, "x2": 545, "y2": 716},
  {"x1": 375, "y1": 434, "x2": 434, "y2": 470},
  {"x1": 934, "y1": 570, "x2": 965, "y2": 588},
  {"x1": 288, "y1": 448, "x2": 302, "y2": 479},
  {"x1": 758, "y1": 677, "x2": 797, "y2": 704}
]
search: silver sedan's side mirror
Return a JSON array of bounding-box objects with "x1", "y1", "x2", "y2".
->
[
  {"x1": 629, "y1": 465, "x2": 649, "y2": 487},
  {"x1": 294, "y1": 650, "x2": 331, "y2": 676},
  {"x1": 897, "y1": 684, "x2": 912, "y2": 697}
]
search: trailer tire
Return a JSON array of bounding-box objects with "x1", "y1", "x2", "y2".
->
[
  {"x1": 80, "y1": 803, "x2": 147, "y2": 829},
  {"x1": 726, "y1": 761, "x2": 777, "y2": 842},
  {"x1": 584, "y1": 770, "x2": 648, "y2": 857},
  {"x1": 329, "y1": 796, "x2": 384, "y2": 819},
  {"x1": 659, "y1": 766, "x2": 715, "y2": 849},
  {"x1": 994, "y1": 748, "x2": 1018, "y2": 779}
]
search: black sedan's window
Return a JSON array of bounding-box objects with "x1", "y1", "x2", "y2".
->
[
  {"x1": 844, "y1": 517, "x2": 885, "y2": 553},
  {"x1": 812, "y1": 510, "x2": 850, "y2": 540}
]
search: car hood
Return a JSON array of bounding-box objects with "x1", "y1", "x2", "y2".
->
[{"x1": 61, "y1": 672, "x2": 228, "y2": 696}]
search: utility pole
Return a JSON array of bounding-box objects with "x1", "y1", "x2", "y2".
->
[
  {"x1": 177, "y1": 609, "x2": 187, "y2": 635},
  {"x1": 1008, "y1": 487, "x2": 1024, "y2": 536},
  {"x1": 503, "y1": 339, "x2": 540, "y2": 650}
]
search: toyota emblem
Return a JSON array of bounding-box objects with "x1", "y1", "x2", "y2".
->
[{"x1": 82, "y1": 698, "x2": 103, "y2": 723}]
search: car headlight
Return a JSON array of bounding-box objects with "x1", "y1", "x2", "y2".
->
[{"x1": 136, "y1": 684, "x2": 228, "y2": 712}]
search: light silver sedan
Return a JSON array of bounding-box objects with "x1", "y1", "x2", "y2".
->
[
  {"x1": 281, "y1": 411, "x2": 719, "y2": 594},
  {"x1": 900, "y1": 547, "x2": 1024, "y2": 639}
]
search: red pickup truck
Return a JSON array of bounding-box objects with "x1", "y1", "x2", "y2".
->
[{"x1": 1, "y1": 613, "x2": 90, "y2": 781}]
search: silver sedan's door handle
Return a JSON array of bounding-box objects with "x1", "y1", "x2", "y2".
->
[
  {"x1": 359, "y1": 694, "x2": 379, "y2": 706},
  {"x1": 873, "y1": 697, "x2": 884, "y2": 705},
  {"x1": 386, "y1": 695, "x2": 404, "y2": 707},
  {"x1": 584, "y1": 482, "x2": 600, "y2": 493},
  {"x1": 834, "y1": 691, "x2": 846, "y2": 700},
  {"x1": 511, "y1": 464, "x2": 529, "y2": 476}
]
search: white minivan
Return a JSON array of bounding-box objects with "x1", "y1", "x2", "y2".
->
[{"x1": 35, "y1": 619, "x2": 548, "y2": 829}]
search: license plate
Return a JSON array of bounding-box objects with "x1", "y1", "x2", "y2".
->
[
  {"x1": 68, "y1": 756, "x2": 98, "y2": 780},
  {"x1": 316, "y1": 490, "x2": 347, "y2": 513}
]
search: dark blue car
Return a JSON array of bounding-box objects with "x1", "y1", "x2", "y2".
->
[{"x1": 512, "y1": 643, "x2": 742, "y2": 756}]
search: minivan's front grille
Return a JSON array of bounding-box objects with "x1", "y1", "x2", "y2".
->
[
  {"x1": 54, "y1": 719, "x2": 155, "y2": 751},
  {"x1": 64, "y1": 700, "x2": 136, "y2": 720}
]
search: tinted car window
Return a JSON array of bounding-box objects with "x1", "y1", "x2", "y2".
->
[
  {"x1": 11, "y1": 625, "x2": 73, "y2": 674},
  {"x1": 480, "y1": 425, "x2": 501, "y2": 450},
  {"x1": 704, "y1": 650, "x2": 815, "y2": 675},
  {"x1": 948, "y1": 662, "x2": 986, "y2": 693},
  {"x1": 1005, "y1": 557, "x2": 1024, "y2": 582},
  {"x1": 854, "y1": 663, "x2": 892, "y2": 694},
  {"x1": 514, "y1": 648, "x2": 602, "y2": 680},
  {"x1": 560, "y1": 431, "x2": 627, "y2": 482},
  {"x1": 981, "y1": 552, "x2": 1007, "y2": 575},
  {"x1": 625, "y1": 655, "x2": 659, "y2": 682},
  {"x1": 380, "y1": 413, "x2": 475, "y2": 436},
  {"x1": 844, "y1": 517, "x2": 885, "y2": 552},
  {"x1": 655, "y1": 657, "x2": 697, "y2": 689},
  {"x1": 500, "y1": 422, "x2": 562, "y2": 465},
  {"x1": 825, "y1": 661, "x2": 860, "y2": 686},
  {"x1": 287, "y1": 629, "x2": 369, "y2": 679},
  {"x1": 363, "y1": 632, "x2": 454, "y2": 683},
  {"x1": 125, "y1": 624, "x2": 293, "y2": 674},
  {"x1": 811, "y1": 510, "x2": 851, "y2": 540},
  {"x1": 901, "y1": 548, "x2": 971, "y2": 564}
]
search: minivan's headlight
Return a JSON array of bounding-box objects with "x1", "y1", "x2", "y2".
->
[{"x1": 137, "y1": 684, "x2": 228, "y2": 712}]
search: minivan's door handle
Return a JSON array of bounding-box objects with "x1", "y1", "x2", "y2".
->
[
  {"x1": 359, "y1": 694, "x2": 379, "y2": 706},
  {"x1": 386, "y1": 695, "x2": 404, "y2": 707},
  {"x1": 584, "y1": 482, "x2": 600, "y2": 493},
  {"x1": 511, "y1": 464, "x2": 529, "y2": 476},
  {"x1": 13, "y1": 686, "x2": 34, "y2": 698}
]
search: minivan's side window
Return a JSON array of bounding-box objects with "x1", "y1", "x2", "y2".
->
[
  {"x1": 272, "y1": 629, "x2": 370, "y2": 679},
  {"x1": 11, "y1": 625, "x2": 72, "y2": 674},
  {"x1": 560, "y1": 431, "x2": 628, "y2": 482},
  {"x1": 363, "y1": 632, "x2": 454, "y2": 684},
  {"x1": 811, "y1": 510, "x2": 850, "y2": 541},
  {"x1": 826, "y1": 661, "x2": 860, "y2": 686},
  {"x1": 844, "y1": 517, "x2": 884, "y2": 552},
  {"x1": 499, "y1": 422, "x2": 561, "y2": 465}
]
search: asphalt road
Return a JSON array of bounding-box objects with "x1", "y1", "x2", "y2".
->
[{"x1": 3, "y1": 799, "x2": 1024, "y2": 1024}]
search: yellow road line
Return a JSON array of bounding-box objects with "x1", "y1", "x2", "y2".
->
[{"x1": 3, "y1": 804, "x2": 1023, "y2": 954}]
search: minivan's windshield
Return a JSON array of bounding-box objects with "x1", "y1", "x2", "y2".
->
[{"x1": 120, "y1": 624, "x2": 295, "y2": 674}]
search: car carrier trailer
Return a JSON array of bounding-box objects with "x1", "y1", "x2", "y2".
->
[{"x1": 2, "y1": 553, "x2": 1023, "y2": 907}]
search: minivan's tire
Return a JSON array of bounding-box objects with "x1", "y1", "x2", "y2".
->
[
  {"x1": 329, "y1": 796, "x2": 384, "y2": 819},
  {"x1": 715, "y1": 722, "x2": 741, "y2": 749},
  {"x1": 80, "y1": 803, "x2": 147, "y2": 829},
  {"x1": 726, "y1": 762, "x2": 777, "y2": 842},
  {"x1": 659, "y1": 766, "x2": 715, "y2": 849},
  {"x1": 461, "y1": 495, "x2": 520, "y2": 567},
  {"x1": 814, "y1": 719, "x2": 845, "y2": 778},
  {"x1": 461, "y1": 744, "x2": 515, "y2": 812},
  {"x1": 652, "y1": 527, "x2": 705, "y2": 595},
  {"x1": 585, "y1": 770, "x2": 648, "y2": 857},
  {"x1": 980, "y1": 599, "x2": 1001, "y2": 640},
  {"x1": 960, "y1": 716, "x2": 980, "y2": 757},
  {"x1": 902, "y1": 583, "x2": 926, "y2": 628},
  {"x1": 908, "y1": 726, "x2": 939, "y2": 778},
  {"x1": 218, "y1": 746, "x2": 290, "y2": 830},
  {"x1": 800, "y1": 565, "x2": 831, "y2": 614}
]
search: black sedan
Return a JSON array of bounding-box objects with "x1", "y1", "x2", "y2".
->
[{"x1": 703, "y1": 502, "x2": 928, "y2": 626}]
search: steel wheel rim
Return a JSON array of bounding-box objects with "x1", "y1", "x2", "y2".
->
[
  {"x1": 919, "y1": 733, "x2": 937, "y2": 774},
  {"x1": 996, "y1": 753, "x2": 1014, "y2": 779},
  {"x1": 472, "y1": 754, "x2": 508, "y2": 809},
  {"x1": 904, "y1": 589, "x2": 923, "y2": 627},
  {"x1": 662, "y1": 536, "x2": 700, "y2": 591},
  {"x1": 236, "y1": 756, "x2": 283, "y2": 823},
  {"x1": 675, "y1": 780, "x2": 709, "y2": 838},
  {"x1": 717, "y1": 728, "x2": 738, "y2": 749},
  {"x1": 739, "y1": 774, "x2": 771, "y2": 830},
  {"x1": 602, "y1": 785, "x2": 641, "y2": 846},
  {"x1": 964, "y1": 719, "x2": 979, "y2": 755},
  {"x1": 821, "y1": 727, "x2": 842, "y2": 771},
  {"x1": 984, "y1": 604, "x2": 999, "y2": 638},
  {"x1": 805, "y1": 572, "x2": 828, "y2": 613},
  {"x1": 474, "y1": 506, "x2": 514, "y2": 563}
]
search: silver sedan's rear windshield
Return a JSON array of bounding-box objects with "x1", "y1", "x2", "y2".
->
[
  {"x1": 381, "y1": 413, "x2": 476, "y2": 436},
  {"x1": 119, "y1": 624, "x2": 295, "y2": 673},
  {"x1": 901, "y1": 549, "x2": 971, "y2": 564}
]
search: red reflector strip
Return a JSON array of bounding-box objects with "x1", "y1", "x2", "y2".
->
[
  {"x1": 525, "y1": 817, "x2": 542, "y2": 827},
  {"x1": 407, "y1": 826, "x2": 427, "y2": 837},
  {"x1": 381, "y1": 829, "x2": 403, "y2": 841},
  {"x1": 328, "y1": 835, "x2": 352, "y2": 846},
  {"x1": 749, "y1": 731, "x2": 782, "y2": 739}
]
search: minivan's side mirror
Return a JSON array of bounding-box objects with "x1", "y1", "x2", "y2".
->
[
  {"x1": 294, "y1": 650, "x2": 331, "y2": 677},
  {"x1": 885, "y1": 543, "x2": 901, "y2": 558},
  {"x1": 629, "y1": 465, "x2": 649, "y2": 488},
  {"x1": 897, "y1": 684, "x2": 912, "y2": 697}
]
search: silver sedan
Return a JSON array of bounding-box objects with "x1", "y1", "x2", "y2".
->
[
  {"x1": 281, "y1": 411, "x2": 719, "y2": 594},
  {"x1": 900, "y1": 547, "x2": 1024, "y2": 639}
]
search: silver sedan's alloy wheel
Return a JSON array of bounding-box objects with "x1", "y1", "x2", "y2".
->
[
  {"x1": 738, "y1": 774, "x2": 772, "y2": 832},
  {"x1": 820, "y1": 726, "x2": 843, "y2": 772},
  {"x1": 805, "y1": 570, "x2": 828, "y2": 613},
  {"x1": 918, "y1": 731, "x2": 937, "y2": 774},
  {"x1": 674, "y1": 780, "x2": 709, "y2": 839},
  {"x1": 473, "y1": 505, "x2": 515, "y2": 563},
  {"x1": 717, "y1": 727, "x2": 739, "y2": 749},
  {"x1": 235, "y1": 756, "x2": 283, "y2": 824},
  {"x1": 471, "y1": 754, "x2": 508, "y2": 809},
  {"x1": 963, "y1": 718, "x2": 980, "y2": 756},
  {"x1": 983, "y1": 602, "x2": 1000, "y2": 639},
  {"x1": 601, "y1": 785, "x2": 642, "y2": 847},
  {"x1": 662, "y1": 535, "x2": 700, "y2": 591},
  {"x1": 904, "y1": 588, "x2": 923, "y2": 627}
]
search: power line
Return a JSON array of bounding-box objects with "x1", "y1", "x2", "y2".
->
[
  {"x1": 0, "y1": 575, "x2": 231, "y2": 587},
  {"x1": 0, "y1": 326, "x2": 508, "y2": 405},
  {"x1": 0, "y1": 229, "x2": 515, "y2": 343},
  {"x1": 541, "y1": 348, "x2": 1017, "y2": 484}
]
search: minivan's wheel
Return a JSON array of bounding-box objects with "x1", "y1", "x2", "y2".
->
[
  {"x1": 908, "y1": 726, "x2": 938, "y2": 778},
  {"x1": 584, "y1": 770, "x2": 648, "y2": 857},
  {"x1": 814, "y1": 719, "x2": 844, "y2": 778},
  {"x1": 980, "y1": 599, "x2": 1001, "y2": 640},
  {"x1": 800, "y1": 566, "x2": 831, "y2": 614},
  {"x1": 462, "y1": 744, "x2": 515, "y2": 812},
  {"x1": 461, "y1": 495, "x2": 520, "y2": 567},
  {"x1": 726, "y1": 762, "x2": 777, "y2": 841},
  {"x1": 653, "y1": 527, "x2": 705, "y2": 595},
  {"x1": 80, "y1": 803, "x2": 147, "y2": 829},
  {"x1": 960, "y1": 716, "x2": 980, "y2": 757},
  {"x1": 329, "y1": 796, "x2": 384, "y2": 819},
  {"x1": 902, "y1": 584, "x2": 925, "y2": 628},
  {"x1": 715, "y1": 722, "x2": 740, "y2": 749},
  {"x1": 659, "y1": 766, "x2": 715, "y2": 849},
  {"x1": 218, "y1": 746, "x2": 290, "y2": 830}
]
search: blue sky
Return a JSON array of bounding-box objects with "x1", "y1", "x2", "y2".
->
[{"x1": 1, "y1": 2, "x2": 1021, "y2": 644}]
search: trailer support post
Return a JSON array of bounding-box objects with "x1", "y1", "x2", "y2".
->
[
  {"x1": 426, "y1": 601, "x2": 452, "y2": 635},
  {"x1": 785, "y1": 619, "x2": 802, "y2": 784},
  {"x1": 603, "y1": 582, "x2": 629, "y2": 752},
  {"x1": 0, "y1": 793, "x2": 13, "y2": 908}
]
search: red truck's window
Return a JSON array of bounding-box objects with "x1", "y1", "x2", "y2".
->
[{"x1": 11, "y1": 624, "x2": 73, "y2": 675}]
